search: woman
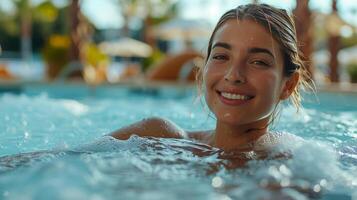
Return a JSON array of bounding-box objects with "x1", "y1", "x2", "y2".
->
[{"x1": 111, "y1": 3, "x2": 312, "y2": 152}]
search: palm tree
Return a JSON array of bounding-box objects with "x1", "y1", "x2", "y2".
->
[
  {"x1": 69, "y1": 0, "x2": 80, "y2": 62},
  {"x1": 67, "y1": 0, "x2": 94, "y2": 79},
  {"x1": 328, "y1": 0, "x2": 340, "y2": 82},
  {"x1": 17, "y1": 0, "x2": 32, "y2": 63},
  {"x1": 293, "y1": 0, "x2": 313, "y2": 79},
  {"x1": 117, "y1": 0, "x2": 177, "y2": 47}
]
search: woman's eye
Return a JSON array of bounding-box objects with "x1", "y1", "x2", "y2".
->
[
  {"x1": 251, "y1": 60, "x2": 270, "y2": 67},
  {"x1": 212, "y1": 54, "x2": 228, "y2": 60}
]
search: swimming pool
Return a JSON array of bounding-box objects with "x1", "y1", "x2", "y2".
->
[{"x1": 0, "y1": 83, "x2": 356, "y2": 200}]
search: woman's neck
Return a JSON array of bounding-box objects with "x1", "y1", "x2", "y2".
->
[{"x1": 213, "y1": 119, "x2": 269, "y2": 151}]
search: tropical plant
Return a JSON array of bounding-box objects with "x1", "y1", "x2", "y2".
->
[
  {"x1": 81, "y1": 42, "x2": 109, "y2": 84},
  {"x1": 117, "y1": 0, "x2": 178, "y2": 43},
  {"x1": 81, "y1": 43, "x2": 109, "y2": 68},
  {"x1": 42, "y1": 35, "x2": 70, "y2": 80},
  {"x1": 347, "y1": 62, "x2": 357, "y2": 83}
]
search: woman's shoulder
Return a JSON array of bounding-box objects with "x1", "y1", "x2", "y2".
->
[
  {"x1": 111, "y1": 117, "x2": 188, "y2": 140},
  {"x1": 187, "y1": 130, "x2": 214, "y2": 145},
  {"x1": 253, "y1": 131, "x2": 304, "y2": 151}
]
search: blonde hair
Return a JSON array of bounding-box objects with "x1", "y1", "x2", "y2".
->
[{"x1": 196, "y1": 3, "x2": 314, "y2": 113}]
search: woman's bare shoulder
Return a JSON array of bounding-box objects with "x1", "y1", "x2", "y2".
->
[
  {"x1": 253, "y1": 131, "x2": 304, "y2": 151},
  {"x1": 187, "y1": 130, "x2": 214, "y2": 145},
  {"x1": 110, "y1": 117, "x2": 188, "y2": 140}
]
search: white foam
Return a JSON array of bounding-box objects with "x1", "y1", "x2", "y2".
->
[{"x1": 60, "y1": 100, "x2": 89, "y2": 116}]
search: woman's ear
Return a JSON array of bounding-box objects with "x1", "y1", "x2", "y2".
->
[{"x1": 280, "y1": 72, "x2": 299, "y2": 100}]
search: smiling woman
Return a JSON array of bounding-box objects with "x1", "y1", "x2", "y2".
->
[
  {"x1": 202, "y1": 19, "x2": 296, "y2": 150},
  {"x1": 0, "y1": 2, "x2": 356, "y2": 200},
  {"x1": 111, "y1": 3, "x2": 313, "y2": 152}
]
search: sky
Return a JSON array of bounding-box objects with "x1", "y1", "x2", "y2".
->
[
  {"x1": 0, "y1": 0, "x2": 356, "y2": 29},
  {"x1": 80, "y1": 0, "x2": 357, "y2": 29}
]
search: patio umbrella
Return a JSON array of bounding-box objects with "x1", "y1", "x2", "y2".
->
[
  {"x1": 99, "y1": 37, "x2": 153, "y2": 57},
  {"x1": 151, "y1": 19, "x2": 213, "y2": 40}
]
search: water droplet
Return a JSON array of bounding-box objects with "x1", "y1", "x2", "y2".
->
[
  {"x1": 280, "y1": 178, "x2": 290, "y2": 187},
  {"x1": 313, "y1": 184, "x2": 321, "y2": 193},
  {"x1": 319, "y1": 179, "x2": 327, "y2": 187},
  {"x1": 212, "y1": 176, "x2": 223, "y2": 188},
  {"x1": 223, "y1": 113, "x2": 231, "y2": 118},
  {"x1": 24, "y1": 131, "x2": 30, "y2": 139},
  {"x1": 279, "y1": 164, "x2": 291, "y2": 176}
]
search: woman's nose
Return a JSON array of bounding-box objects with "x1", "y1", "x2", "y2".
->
[{"x1": 224, "y1": 63, "x2": 246, "y2": 84}]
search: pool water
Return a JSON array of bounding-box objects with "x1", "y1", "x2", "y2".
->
[{"x1": 0, "y1": 84, "x2": 356, "y2": 200}]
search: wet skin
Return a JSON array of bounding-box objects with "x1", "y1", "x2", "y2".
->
[
  {"x1": 203, "y1": 19, "x2": 297, "y2": 150},
  {"x1": 111, "y1": 19, "x2": 299, "y2": 152}
]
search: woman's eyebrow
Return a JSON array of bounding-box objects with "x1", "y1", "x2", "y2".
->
[
  {"x1": 212, "y1": 43, "x2": 275, "y2": 59},
  {"x1": 212, "y1": 42, "x2": 231, "y2": 50},
  {"x1": 248, "y1": 47, "x2": 275, "y2": 59}
]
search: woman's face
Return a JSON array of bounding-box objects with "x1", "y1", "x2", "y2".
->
[{"x1": 204, "y1": 19, "x2": 288, "y2": 126}]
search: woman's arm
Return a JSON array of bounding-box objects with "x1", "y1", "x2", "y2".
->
[{"x1": 110, "y1": 117, "x2": 188, "y2": 140}]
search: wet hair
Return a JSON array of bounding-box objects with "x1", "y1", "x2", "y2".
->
[{"x1": 196, "y1": 3, "x2": 314, "y2": 113}]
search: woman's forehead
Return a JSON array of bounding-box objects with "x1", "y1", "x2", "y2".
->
[{"x1": 212, "y1": 19, "x2": 280, "y2": 50}]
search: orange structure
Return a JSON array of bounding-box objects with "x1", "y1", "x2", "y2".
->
[{"x1": 146, "y1": 50, "x2": 203, "y2": 82}]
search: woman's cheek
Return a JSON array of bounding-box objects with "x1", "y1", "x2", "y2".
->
[{"x1": 204, "y1": 64, "x2": 224, "y2": 82}]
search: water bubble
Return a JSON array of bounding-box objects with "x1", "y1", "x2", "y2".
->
[
  {"x1": 352, "y1": 180, "x2": 357, "y2": 187},
  {"x1": 319, "y1": 179, "x2": 327, "y2": 187},
  {"x1": 24, "y1": 131, "x2": 30, "y2": 139},
  {"x1": 313, "y1": 184, "x2": 321, "y2": 193},
  {"x1": 212, "y1": 176, "x2": 223, "y2": 188},
  {"x1": 268, "y1": 165, "x2": 281, "y2": 179},
  {"x1": 279, "y1": 164, "x2": 292, "y2": 177},
  {"x1": 280, "y1": 178, "x2": 290, "y2": 187}
]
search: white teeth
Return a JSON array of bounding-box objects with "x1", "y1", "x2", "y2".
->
[{"x1": 221, "y1": 92, "x2": 250, "y2": 100}]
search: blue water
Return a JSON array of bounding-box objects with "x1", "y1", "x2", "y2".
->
[{"x1": 0, "y1": 84, "x2": 356, "y2": 200}]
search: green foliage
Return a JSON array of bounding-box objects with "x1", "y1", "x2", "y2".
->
[
  {"x1": 34, "y1": 1, "x2": 58, "y2": 23},
  {"x1": 341, "y1": 33, "x2": 357, "y2": 49},
  {"x1": 347, "y1": 62, "x2": 357, "y2": 83},
  {"x1": 0, "y1": 0, "x2": 69, "y2": 52},
  {"x1": 142, "y1": 48, "x2": 164, "y2": 72},
  {"x1": 82, "y1": 43, "x2": 109, "y2": 67},
  {"x1": 42, "y1": 35, "x2": 70, "y2": 68}
]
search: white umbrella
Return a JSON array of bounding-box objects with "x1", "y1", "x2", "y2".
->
[
  {"x1": 152, "y1": 19, "x2": 213, "y2": 40},
  {"x1": 99, "y1": 37, "x2": 153, "y2": 57}
]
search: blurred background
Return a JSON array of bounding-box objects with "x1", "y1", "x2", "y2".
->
[{"x1": 0, "y1": 0, "x2": 356, "y2": 85}]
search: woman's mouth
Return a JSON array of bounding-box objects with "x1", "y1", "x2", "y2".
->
[
  {"x1": 217, "y1": 91, "x2": 254, "y2": 105},
  {"x1": 220, "y1": 92, "x2": 252, "y2": 100}
]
